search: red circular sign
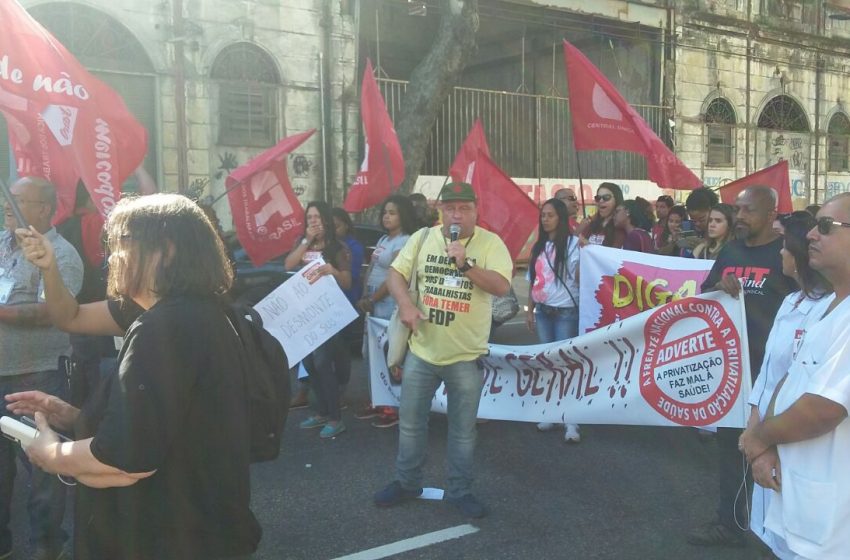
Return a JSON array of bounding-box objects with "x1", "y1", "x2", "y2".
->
[{"x1": 640, "y1": 297, "x2": 743, "y2": 426}]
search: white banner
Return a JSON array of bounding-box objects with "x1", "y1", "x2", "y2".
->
[
  {"x1": 368, "y1": 291, "x2": 751, "y2": 428},
  {"x1": 579, "y1": 245, "x2": 714, "y2": 334},
  {"x1": 255, "y1": 257, "x2": 358, "y2": 365}
]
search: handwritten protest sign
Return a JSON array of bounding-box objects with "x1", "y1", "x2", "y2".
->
[
  {"x1": 368, "y1": 291, "x2": 751, "y2": 428},
  {"x1": 579, "y1": 245, "x2": 713, "y2": 334},
  {"x1": 255, "y1": 257, "x2": 358, "y2": 365}
]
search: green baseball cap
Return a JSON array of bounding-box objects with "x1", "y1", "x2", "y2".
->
[{"x1": 438, "y1": 181, "x2": 477, "y2": 202}]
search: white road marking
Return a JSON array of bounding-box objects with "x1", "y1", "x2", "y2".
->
[{"x1": 331, "y1": 524, "x2": 479, "y2": 560}]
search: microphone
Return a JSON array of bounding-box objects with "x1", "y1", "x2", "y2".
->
[{"x1": 449, "y1": 224, "x2": 461, "y2": 264}]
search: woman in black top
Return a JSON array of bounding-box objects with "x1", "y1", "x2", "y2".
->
[{"x1": 8, "y1": 194, "x2": 261, "y2": 559}]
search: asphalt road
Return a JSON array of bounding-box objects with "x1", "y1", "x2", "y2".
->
[{"x1": 9, "y1": 287, "x2": 768, "y2": 559}]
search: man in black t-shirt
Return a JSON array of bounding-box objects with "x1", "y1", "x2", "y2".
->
[{"x1": 688, "y1": 186, "x2": 797, "y2": 548}]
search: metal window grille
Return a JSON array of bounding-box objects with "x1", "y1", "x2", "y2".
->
[
  {"x1": 757, "y1": 95, "x2": 810, "y2": 132},
  {"x1": 704, "y1": 98, "x2": 736, "y2": 167},
  {"x1": 212, "y1": 43, "x2": 280, "y2": 148},
  {"x1": 827, "y1": 112, "x2": 850, "y2": 172},
  {"x1": 377, "y1": 78, "x2": 670, "y2": 181}
]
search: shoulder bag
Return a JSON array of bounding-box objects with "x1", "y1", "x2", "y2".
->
[{"x1": 386, "y1": 227, "x2": 429, "y2": 369}]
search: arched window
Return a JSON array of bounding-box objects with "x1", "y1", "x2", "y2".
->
[
  {"x1": 211, "y1": 43, "x2": 280, "y2": 147},
  {"x1": 704, "y1": 97, "x2": 736, "y2": 167},
  {"x1": 0, "y1": 3, "x2": 157, "y2": 189},
  {"x1": 757, "y1": 95, "x2": 810, "y2": 132},
  {"x1": 828, "y1": 112, "x2": 850, "y2": 173}
]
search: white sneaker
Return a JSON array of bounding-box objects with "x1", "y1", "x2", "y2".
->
[
  {"x1": 564, "y1": 424, "x2": 581, "y2": 443},
  {"x1": 536, "y1": 422, "x2": 556, "y2": 431}
]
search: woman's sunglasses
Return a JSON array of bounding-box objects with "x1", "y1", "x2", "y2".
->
[
  {"x1": 594, "y1": 194, "x2": 613, "y2": 203},
  {"x1": 817, "y1": 217, "x2": 850, "y2": 235}
]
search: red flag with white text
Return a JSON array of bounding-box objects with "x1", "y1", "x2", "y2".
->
[
  {"x1": 226, "y1": 129, "x2": 315, "y2": 266},
  {"x1": 718, "y1": 160, "x2": 793, "y2": 213},
  {"x1": 449, "y1": 119, "x2": 490, "y2": 184},
  {"x1": 471, "y1": 152, "x2": 539, "y2": 261},
  {"x1": 343, "y1": 59, "x2": 404, "y2": 212},
  {"x1": 563, "y1": 40, "x2": 701, "y2": 190},
  {"x1": 0, "y1": 0, "x2": 148, "y2": 220}
]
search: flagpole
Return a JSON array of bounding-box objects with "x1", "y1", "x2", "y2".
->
[
  {"x1": 382, "y1": 143, "x2": 396, "y2": 195},
  {"x1": 208, "y1": 179, "x2": 246, "y2": 206},
  {"x1": 573, "y1": 147, "x2": 588, "y2": 218},
  {"x1": 0, "y1": 178, "x2": 28, "y2": 228}
]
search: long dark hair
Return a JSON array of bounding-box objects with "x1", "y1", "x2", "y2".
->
[
  {"x1": 588, "y1": 182, "x2": 624, "y2": 246},
  {"x1": 662, "y1": 205, "x2": 688, "y2": 245},
  {"x1": 106, "y1": 194, "x2": 233, "y2": 301},
  {"x1": 379, "y1": 195, "x2": 418, "y2": 235},
  {"x1": 780, "y1": 211, "x2": 832, "y2": 299},
  {"x1": 305, "y1": 201, "x2": 345, "y2": 266},
  {"x1": 622, "y1": 198, "x2": 654, "y2": 231},
  {"x1": 529, "y1": 198, "x2": 573, "y2": 291},
  {"x1": 705, "y1": 203, "x2": 735, "y2": 252}
]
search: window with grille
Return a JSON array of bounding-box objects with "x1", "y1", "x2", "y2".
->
[
  {"x1": 704, "y1": 98, "x2": 736, "y2": 167},
  {"x1": 211, "y1": 43, "x2": 280, "y2": 147},
  {"x1": 757, "y1": 95, "x2": 810, "y2": 132},
  {"x1": 828, "y1": 112, "x2": 850, "y2": 173}
]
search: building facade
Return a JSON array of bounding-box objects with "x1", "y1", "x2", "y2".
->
[
  {"x1": 4, "y1": 0, "x2": 849, "y2": 227},
  {"x1": 4, "y1": 0, "x2": 359, "y2": 225}
]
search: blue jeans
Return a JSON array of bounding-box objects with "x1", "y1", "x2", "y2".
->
[
  {"x1": 395, "y1": 352, "x2": 484, "y2": 499},
  {"x1": 0, "y1": 369, "x2": 69, "y2": 551},
  {"x1": 534, "y1": 305, "x2": 579, "y2": 343}
]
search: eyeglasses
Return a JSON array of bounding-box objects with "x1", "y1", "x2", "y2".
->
[
  {"x1": 594, "y1": 194, "x2": 613, "y2": 203},
  {"x1": 558, "y1": 195, "x2": 578, "y2": 202},
  {"x1": 816, "y1": 217, "x2": 850, "y2": 235}
]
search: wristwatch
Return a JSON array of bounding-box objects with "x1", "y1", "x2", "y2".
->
[{"x1": 457, "y1": 257, "x2": 475, "y2": 273}]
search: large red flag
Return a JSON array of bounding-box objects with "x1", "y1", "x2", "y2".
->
[
  {"x1": 449, "y1": 119, "x2": 490, "y2": 184},
  {"x1": 343, "y1": 59, "x2": 404, "y2": 212},
  {"x1": 471, "y1": 152, "x2": 539, "y2": 261},
  {"x1": 718, "y1": 160, "x2": 793, "y2": 213},
  {"x1": 563, "y1": 40, "x2": 701, "y2": 190},
  {"x1": 0, "y1": 0, "x2": 148, "y2": 220},
  {"x1": 226, "y1": 129, "x2": 315, "y2": 266}
]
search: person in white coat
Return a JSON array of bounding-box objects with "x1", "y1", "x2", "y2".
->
[{"x1": 745, "y1": 211, "x2": 834, "y2": 556}]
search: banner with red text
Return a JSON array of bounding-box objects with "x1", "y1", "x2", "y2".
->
[
  {"x1": 579, "y1": 245, "x2": 713, "y2": 334},
  {"x1": 367, "y1": 290, "x2": 750, "y2": 428}
]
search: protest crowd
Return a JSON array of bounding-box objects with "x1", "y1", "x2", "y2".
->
[{"x1": 1, "y1": 7, "x2": 850, "y2": 560}]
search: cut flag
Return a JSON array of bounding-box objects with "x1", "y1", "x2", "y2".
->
[
  {"x1": 470, "y1": 152, "x2": 539, "y2": 261},
  {"x1": 0, "y1": 0, "x2": 148, "y2": 220},
  {"x1": 227, "y1": 129, "x2": 315, "y2": 266},
  {"x1": 449, "y1": 119, "x2": 490, "y2": 184},
  {"x1": 563, "y1": 40, "x2": 701, "y2": 190},
  {"x1": 343, "y1": 59, "x2": 404, "y2": 212},
  {"x1": 718, "y1": 160, "x2": 793, "y2": 213}
]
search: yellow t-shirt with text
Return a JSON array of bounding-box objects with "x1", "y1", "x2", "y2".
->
[{"x1": 391, "y1": 225, "x2": 513, "y2": 365}]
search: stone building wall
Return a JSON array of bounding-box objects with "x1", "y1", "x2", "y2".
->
[{"x1": 20, "y1": 0, "x2": 359, "y2": 226}]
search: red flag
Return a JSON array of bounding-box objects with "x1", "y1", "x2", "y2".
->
[
  {"x1": 470, "y1": 152, "x2": 539, "y2": 261},
  {"x1": 563, "y1": 40, "x2": 701, "y2": 190},
  {"x1": 449, "y1": 119, "x2": 490, "y2": 183},
  {"x1": 226, "y1": 129, "x2": 315, "y2": 266},
  {"x1": 0, "y1": 0, "x2": 148, "y2": 220},
  {"x1": 343, "y1": 59, "x2": 404, "y2": 212},
  {"x1": 718, "y1": 160, "x2": 793, "y2": 213}
]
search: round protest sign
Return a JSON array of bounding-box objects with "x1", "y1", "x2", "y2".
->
[{"x1": 639, "y1": 297, "x2": 743, "y2": 426}]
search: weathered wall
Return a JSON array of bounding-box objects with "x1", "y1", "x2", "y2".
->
[
  {"x1": 674, "y1": 1, "x2": 850, "y2": 205},
  {"x1": 21, "y1": 0, "x2": 359, "y2": 227}
]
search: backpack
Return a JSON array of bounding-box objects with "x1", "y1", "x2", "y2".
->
[{"x1": 226, "y1": 303, "x2": 291, "y2": 463}]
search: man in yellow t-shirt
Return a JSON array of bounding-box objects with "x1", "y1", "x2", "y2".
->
[{"x1": 373, "y1": 182, "x2": 512, "y2": 519}]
